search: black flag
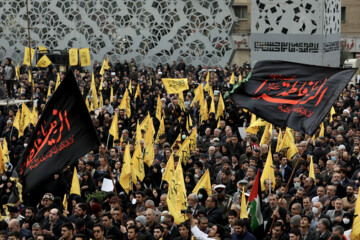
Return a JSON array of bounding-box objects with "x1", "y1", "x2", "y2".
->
[
  {"x1": 230, "y1": 60, "x2": 357, "y2": 136},
  {"x1": 17, "y1": 71, "x2": 99, "y2": 193}
]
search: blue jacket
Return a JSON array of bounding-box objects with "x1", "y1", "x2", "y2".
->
[{"x1": 231, "y1": 230, "x2": 256, "y2": 240}]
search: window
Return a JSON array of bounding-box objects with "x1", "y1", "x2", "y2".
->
[
  {"x1": 341, "y1": 7, "x2": 346, "y2": 23},
  {"x1": 233, "y1": 6, "x2": 248, "y2": 20}
]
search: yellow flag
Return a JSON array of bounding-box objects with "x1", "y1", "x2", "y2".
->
[
  {"x1": 99, "y1": 59, "x2": 110, "y2": 76},
  {"x1": 192, "y1": 169, "x2": 212, "y2": 196},
  {"x1": 167, "y1": 162, "x2": 188, "y2": 224},
  {"x1": 329, "y1": 106, "x2": 336, "y2": 123},
  {"x1": 352, "y1": 186, "x2": 360, "y2": 239},
  {"x1": 70, "y1": 167, "x2": 81, "y2": 196},
  {"x1": 0, "y1": 144, "x2": 4, "y2": 174},
  {"x1": 118, "y1": 91, "x2": 128, "y2": 110},
  {"x1": 179, "y1": 91, "x2": 185, "y2": 111},
  {"x1": 21, "y1": 103, "x2": 32, "y2": 131},
  {"x1": 229, "y1": 72, "x2": 235, "y2": 85},
  {"x1": 109, "y1": 113, "x2": 119, "y2": 141},
  {"x1": 155, "y1": 116, "x2": 165, "y2": 144},
  {"x1": 201, "y1": 99, "x2": 209, "y2": 122},
  {"x1": 238, "y1": 74, "x2": 243, "y2": 84},
  {"x1": 178, "y1": 137, "x2": 190, "y2": 164},
  {"x1": 171, "y1": 133, "x2": 182, "y2": 149},
  {"x1": 216, "y1": 93, "x2": 225, "y2": 120},
  {"x1": 250, "y1": 113, "x2": 256, "y2": 125},
  {"x1": 259, "y1": 123, "x2": 272, "y2": 146},
  {"x1": 47, "y1": 85, "x2": 52, "y2": 100},
  {"x1": 240, "y1": 187, "x2": 248, "y2": 219},
  {"x1": 217, "y1": 118, "x2": 221, "y2": 128},
  {"x1": 110, "y1": 86, "x2": 114, "y2": 103},
  {"x1": 190, "y1": 84, "x2": 203, "y2": 107},
  {"x1": 309, "y1": 156, "x2": 315, "y2": 185},
  {"x1": 79, "y1": 48, "x2": 91, "y2": 67},
  {"x1": 32, "y1": 105, "x2": 38, "y2": 126},
  {"x1": 2, "y1": 138, "x2": 10, "y2": 164},
  {"x1": 189, "y1": 127, "x2": 197, "y2": 152},
  {"x1": 36, "y1": 55, "x2": 52, "y2": 68},
  {"x1": 279, "y1": 128, "x2": 299, "y2": 160},
  {"x1": 90, "y1": 74, "x2": 98, "y2": 109},
  {"x1": 38, "y1": 45, "x2": 47, "y2": 53},
  {"x1": 131, "y1": 144, "x2": 145, "y2": 183},
  {"x1": 140, "y1": 113, "x2": 152, "y2": 134},
  {"x1": 245, "y1": 118, "x2": 267, "y2": 134},
  {"x1": 28, "y1": 70, "x2": 32, "y2": 83},
  {"x1": 275, "y1": 129, "x2": 283, "y2": 152},
  {"x1": 209, "y1": 97, "x2": 216, "y2": 114},
  {"x1": 16, "y1": 64, "x2": 20, "y2": 80},
  {"x1": 99, "y1": 76, "x2": 104, "y2": 91},
  {"x1": 135, "y1": 120, "x2": 142, "y2": 145},
  {"x1": 99, "y1": 91, "x2": 103, "y2": 108},
  {"x1": 134, "y1": 84, "x2": 141, "y2": 99},
  {"x1": 208, "y1": 86, "x2": 214, "y2": 100},
  {"x1": 156, "y1": 95, "x2": 162, "y2": 121},
  {"x1": 204, "y1": 71, "x2": 210, "y2": 92},
  {"x1": 55, "y1": 73, "x2": 61, "y2": 90},
  {"x1": 62, "y1": 194, "x2": 68, "y2": 216},
  {"x1": 260, "y1": 146, "x2": 276, "y2": 191},
  {"x1": 23, "y1": 47, "x2": 35, "y2": 66},
  {"x1": 119, "y1": 144, "x2": 131, "y2": 194},
  {"x1": 162, "y1": 78, "x2": 189, "y2": 94},
  {"x1": 144, "y1": 117, "x2": 155, "y2": 167},
  {"x1": 162, "y1": 154, "x2": 175, "y2": 183},
  {"x1": 69, "y1": 48, "x2": 78, "y2": 66},
  {"x1": 319, "y1": 122, "x2": 324, "y2": 138},
  {"x1": 13, "y1": 109, "x2": 21, "y2": 134}
]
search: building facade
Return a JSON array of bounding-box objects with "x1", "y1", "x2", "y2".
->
[{"x1": 341, "y1": 0, "x2": 360, "y2": 59}]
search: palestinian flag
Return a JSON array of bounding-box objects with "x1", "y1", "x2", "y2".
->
[{"x1": 248, "y1": 169, "x2": 264, "y2": 232}]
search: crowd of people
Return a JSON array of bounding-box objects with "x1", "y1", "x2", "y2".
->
[{"x1": 0, "y1": 57, "x2": 358, "y2": 240}]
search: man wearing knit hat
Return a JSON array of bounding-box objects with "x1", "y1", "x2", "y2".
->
[{"x1": 135, "y1": 215, "x2": 152, "y2": 239}]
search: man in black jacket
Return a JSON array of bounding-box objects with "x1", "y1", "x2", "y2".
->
[{"x1": 205, "y1": 196, "x2": 222, "y2": 224}]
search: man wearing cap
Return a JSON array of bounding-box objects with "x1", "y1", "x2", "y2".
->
[
  {"x1": 135, "y1": 215, "x2": 152, "y2": 240},
  {"x1": 214, "y1": 184, "x2": 233, "y2": 224},
  {"x1": 5, "y1": 206, "x2": 24, "y2": 224},
  {"x1": 290, "y1": 215, "x2": 301, "y2": 229},
  {"x1": 233, "y1": 180, "x2": 249, "y2": 203}
]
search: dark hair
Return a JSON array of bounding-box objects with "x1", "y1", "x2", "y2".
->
[
  {"x1": 234, "y1": 219, "x2": 246, "y2": 227},
  {"x1": 215, "y1": 224, "x2": 225, "y2": 236},
  {"x1": 127, "y1": 225, "x2": 139, "y2": 233},
  {"x1": 73, "y1": 234, "x2": 86, "y2": 240},
  {"x1": 178, "y1": 222, "x2": 189, "y2": 230},
  {"x1": 135, "y1": 191, "x2": 145, "y2": 197},
  {"x1": 289, "y1": 228, "x2": 301, "y2": 236},
  {"x1": 102, "y1": 212, "x2": 112, "y2": 220},
  {"x1": 77, "y1": 203, "x2": 88, "y2": 212},
  {"x1": 228, "y1": 210, "x2": 238, "y2": 218},
  {"x1": 161, "y1": 221, "x2": 170, "y2": 230},
  {"x1": 154, "y1": 224, "x2": 164, "y2": 232},
  {"x1": 61, "y1": 222, "x2": 74, "y2": 231},
  {"x1": 26, "y1": 206, "x2": 36, "y2": 213},
  {"x1": 93, "y1": 223, "x2": 104, "y2": 231}
]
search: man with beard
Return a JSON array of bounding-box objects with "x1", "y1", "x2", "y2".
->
[
  {"x1": 231, "y1": 219, "x2": 256, "y2": 240},
  {"x1": 342, "y1": 185, "x2": 356, "y2": 212},
  {"x1": 21, "y1": 207, "x2": 36, "y2": 230}
]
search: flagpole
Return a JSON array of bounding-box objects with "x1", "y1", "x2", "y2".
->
[
  {"x1": 25, "y1": 0, "x2": 33, "y2": 99},
  {"x1": 100, "y1": 151, "x2": 125, "y2": 237},
  {"x1": 267, "y1": 137, "x2": 311, "y2": 236},
  {"x1": 106, "y1": 133, "x2": 111, "y2": 149}
]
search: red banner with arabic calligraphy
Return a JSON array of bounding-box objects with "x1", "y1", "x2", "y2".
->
[
  {"x1": 230, "y1": 61, "x2": 357, "y2": 136},
  {"x1": 17, "y1": 71, "x2": 100, "y2": 193}
]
